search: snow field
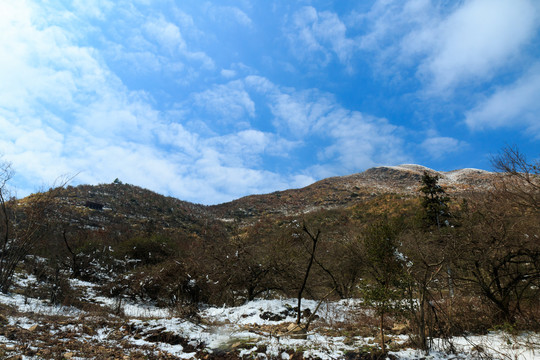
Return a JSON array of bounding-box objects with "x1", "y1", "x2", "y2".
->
[{"x1": 0, "y1": 275, "x2": 538, "y2": 359}]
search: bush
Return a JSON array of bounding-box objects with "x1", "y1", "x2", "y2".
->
[
  {"x1": 101, "y1": 259, "x2": 208, "y2": 308},
  {"x1": 116, "y1": 235, "x2": 176, "y2": 266}
]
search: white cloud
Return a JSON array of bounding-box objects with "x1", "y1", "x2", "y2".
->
[
  {"x1": 0, "y1": 3, "x2": 85, "y2": 111},
  {"x1": 203, "y1": 3, "x2": 252, "y2": 27},
  {"x1": 269, "y1": 91, "x2": 334, "y2": 137},
  {"x1": 221, "y1": 69, "x2": 236, "y2": 78},
  {"x1": 316, "y1": 110, "x2": 406, "y2": 176},
  {"x1": 0, "y1": 2, "x2": 305, "y2": 204},
  {"x1": 108, "y1": 47, "x2": 167, "y2": 74},
  {"x1": 188, "y1": 148, "x2": 279, "y2": 202},
  {"x1": 418, "y1": 0, "x2": 539, "y2": 93},
  {"x1": 247, "y1": 76, "x2": 408, "y2": 176},
  {"x1": 206, "y1": 129, "x2": 298, "y2": 169},
  {"x1": 155, "y1": 122, "x2": 199, "y2": 156},
  {"x1": 286, "y1": 6, "x2": 357, "y2": 68},
  {"x1": 244, "y1": 76, "x2": 337, "y2": 137},
  {"x1": 420, "y1": 136, "x2": 467, "y2": 159},
  {"x1": 192, "y1": 81, "x2": 256, "y2": 121},
  {"x1": 0, "y1": 2, "x2": 191, "y2": 198},
  {"x1": 0, "y1": 1, "x2": 411, "y2": 204},
  {"x1": 244, "y1": 75, "x2": 275, "y2": 93},
  {"x1": 465, "y1": 64, "x2": 540, "y2": 137},
  {"x1": 72, "y1": 0, "x2": 113, "y2": 20},
  {"x1": 224, "y1": 6, "x2": 252, "y2": 27},
  {"x1": 360, "y1": 0, "x2": 540, "y2": 93},
  {"x1": 141, "y1": 15, "x2": 215, "y2": 72},
  {"x1": 102, "y1": 5, "x2": 214, "y2": 75},
  {"x1": 143, "y1": 16, "x2": 187, "y2": 53}
]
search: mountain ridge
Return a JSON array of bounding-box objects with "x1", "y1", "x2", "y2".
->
[
  {"x1": 209, "y1": 165, "x2": 496, "y2": 220},
  {"x1": 27, "y1": 164, "x2": 498, "y2": 235}
]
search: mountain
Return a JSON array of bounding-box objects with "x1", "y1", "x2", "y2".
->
[
  {"x1": 209, "y1": 165, "x2": 496, "y2": 220},
  {"x1": 50, "y1": 183, "x2": 215, "y2": 235},
  {"x1": 31, "y1": 165, "x2": 497, "y2": 234}
]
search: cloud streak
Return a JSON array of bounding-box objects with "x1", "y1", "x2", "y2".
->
[
  {"x1": 420, "y1": 136, "x2": 467, "y2": 160},
  {"x1": 1, "y1": 0, "x2": 538, "y2": 204},
  {"x1": 465, "y1": 64, "x2": 540, "y2": 137},
  {"x1": 359, "y1": 0, "x2": 540, "y2": 93},
  {"x1": 412, "y1": 0, "x2": 539, "y2": 93},
  {"x1": 246, "y1": 76, "x2": 407, "y2": 177},
  {"x1": 286, "y1": 6, "x2": 357, "y2": 69},
  {"x1": 0, "y1": 1, "x2": 408, "y2": 204}
]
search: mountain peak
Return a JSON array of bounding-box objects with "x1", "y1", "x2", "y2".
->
[
  {"x1": 210, "y1": 165, "x2": 497, "y2": 220},
  {"x1": 384, "y1": 164, "x2": 435, "y2": 173},
  {"x1": 27, "y1": 164, "x2": 497, "y2": 230}
]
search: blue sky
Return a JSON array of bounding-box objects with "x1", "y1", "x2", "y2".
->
[{"x1": 1, "y1": 0, "x2": 539, "y2": 205}]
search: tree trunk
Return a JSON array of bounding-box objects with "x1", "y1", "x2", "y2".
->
[
  {"x1": 419, "y1": 287, "x2": 428, "y2": 353},
  {"x1": 380, "y1": 311, "x2": 386, "y2": 354},
  {"x1": 297, "y1": 225, "x2": 320, "y2": 325}
]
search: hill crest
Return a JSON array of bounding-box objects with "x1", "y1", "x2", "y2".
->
[
  {"x1": 209, "y1": 165, "x2": 496, "y2": 220},
  {"x1": 25, "y1": 165, "x2": 497, "y2": 232}
]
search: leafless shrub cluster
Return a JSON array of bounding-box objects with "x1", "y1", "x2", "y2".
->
[{"x1": 0, "y1": 146, "x2": 537, "y2": 355}]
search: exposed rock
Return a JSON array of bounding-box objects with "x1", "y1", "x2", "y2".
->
[
  {"x1": 259, "y1": 311, "x2": 286, "y2": 321},
  {"x1": 286, "y1": 322, "x2": 306, "y2": 333}
]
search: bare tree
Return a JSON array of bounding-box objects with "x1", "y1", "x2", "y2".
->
[
  {"x1": 0, "y1": 160, "x2": 18, "y2": 293},
  {"x1": 296, "y1": 222, "x2": 320, "y2": 325},
  {"x1": 455, "y1": 188, "x2": 540, "y2": 323},
  {"x1": 491, "y1": 145, "x2": 539, "y2": 212},
  {"x1": 402, "y1": 229, "x2": 445, "y2": 353},
  {"x1": 446, "y1": 147, "x2": 540, "y2": 324},
  {"x1": 0, "y1": 161, "x2": 65, "y2": 293}
]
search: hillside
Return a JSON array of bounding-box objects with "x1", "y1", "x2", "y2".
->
[
  {"x1": 26, "y1": 165, "x2": 498, "y2": 232},
  {"x1": 2, "y1": 163, "x2": 538, "y2": 359},
  {"x1": 209, "y1": 165, "x2": 497, "y2": 220},
  {"x1": 49, "y1": 182, "x2": 215, "y2": 236}
]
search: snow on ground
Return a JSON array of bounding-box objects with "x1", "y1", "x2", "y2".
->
[
  {"x1": 201, "y1": 298, "x2": 363, "y2": 326},
  {"x1": 201, "y1": 298, "x2": 318, "y2": 325},
  {"x1": 432, "y1": 332, "x2": 540, "y2": 360},
  {"x1": 0, "y1": 274, "x2": 538, "y2": 359},
  {"x1": 0, "y1": 274, "x2": 81, "y2": 317},
  {"x1": 70, "y1": 278, "x2": 172, "y2": 318},
  {"x1": 0, "y1": 290, "x2": 80, "y2": 317}
]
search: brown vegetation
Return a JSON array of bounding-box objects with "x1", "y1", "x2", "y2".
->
[{"x1": 0, "y1": 146, "x2": 538, "y2": 356}]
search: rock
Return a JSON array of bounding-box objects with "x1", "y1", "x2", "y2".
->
[
  {"x1": 260, "y1": 311, "x2": 286, "y2": 321},
  {"x1": 286, "y1": 322, "x2": 306, "y2": 334},
  {"x1": 391, "y1": 322, "x2": 408, "y2": 334}
]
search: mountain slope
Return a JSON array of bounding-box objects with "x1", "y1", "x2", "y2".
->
[
  {"x1": 209, "y1": 165, "x2": 496, "y2": 220},
  {"x1": 51, "y1": 183, "x2": 214, "y2": 235},
  {"x1": 26, "y1": 165, "x2": 497, "y2": 232}
]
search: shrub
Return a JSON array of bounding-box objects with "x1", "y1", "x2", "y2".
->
[{"x1": 116, "y1": 235, "x2": 176, "y2": 266}]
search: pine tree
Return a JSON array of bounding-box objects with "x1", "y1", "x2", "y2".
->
[
  {"x1": 361, "y1": 220, "x2": 408, "y2": 354},
  {"x1": 419, "y1": 171, "x2": 450, "y2": 228}
]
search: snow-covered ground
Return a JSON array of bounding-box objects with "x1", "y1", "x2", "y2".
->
[{"x1": 0, "y1": 274, "x2": 538, "y2": 359}]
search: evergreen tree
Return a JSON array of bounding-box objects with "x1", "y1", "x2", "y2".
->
[
  {"x1": 419, "y1": 171, "x2": 450, "y2": 228},
  {"x1": 360, "y1": 220, "x2": 408, "y2": 354}
]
